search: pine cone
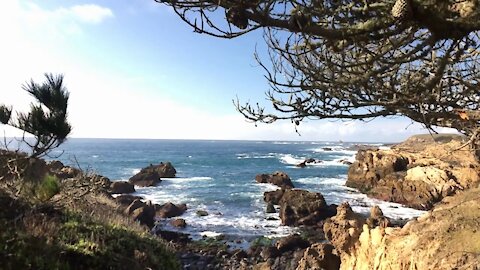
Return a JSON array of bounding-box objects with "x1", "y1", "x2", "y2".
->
[{"x1": 391, "y1": 0, "x2": 412, "y2": 20}]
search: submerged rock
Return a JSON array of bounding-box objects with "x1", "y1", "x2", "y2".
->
[
  {"x1": 255, "y1": 171, "x2": 294, "y2": 189},
  {"x1": 266, "y1": 203, "x2": 276, "y2": 213},
  {"x1": 196, "y1": 210, "x2": 209, "y2": 217}
]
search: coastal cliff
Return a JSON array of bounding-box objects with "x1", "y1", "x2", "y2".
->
[
  {"x1": 347, "y1": 134, "x2": 480, "y2": 210},
  {"x1": 323, "y1": 188, "x2": 480, "y2": 270}
]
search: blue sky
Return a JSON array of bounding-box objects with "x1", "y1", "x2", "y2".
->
[{"x1": 0, "y1": 0, "x2": 453, "y2": 142}]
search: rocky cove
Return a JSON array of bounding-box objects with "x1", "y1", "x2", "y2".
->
[{"x1": 2, "y1": 135, "x2": 479, "y2": 269}]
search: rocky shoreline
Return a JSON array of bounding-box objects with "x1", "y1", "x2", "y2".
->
[{"x1": 2, "y1": 134, "x2": 479, "y2": 269}]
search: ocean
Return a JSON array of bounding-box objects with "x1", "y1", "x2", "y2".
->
[{"x1": 52, "y1": 139, "x2": 424, "y2": 243}]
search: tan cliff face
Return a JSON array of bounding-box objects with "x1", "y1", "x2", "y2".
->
[
  {"x1": 323, "y1": 188, "x2": 480, "y2": 270},
  {"x1": 346, "y1": 134, "x2": 480, "y2": 210}
]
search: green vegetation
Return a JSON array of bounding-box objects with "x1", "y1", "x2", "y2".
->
[
  {"x1": 250, "y1": 236, "x2": 274, "y2": 248},
  {"x1": 0, "y1": 201, "x2": 180, "y2": 270},
  {"x1": 0, "y1": 73, "x2": 71, "y2": 158},
  {"x1": 35, "y1": 174, "x2": 60, "y2": 202},
  {"x1": 194, "y1": 236, "x2": 229, "y2": 252}
]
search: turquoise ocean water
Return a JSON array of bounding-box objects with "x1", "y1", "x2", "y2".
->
[{"x1": 52, "y1": 139, "x2": 424, "y2": 242}]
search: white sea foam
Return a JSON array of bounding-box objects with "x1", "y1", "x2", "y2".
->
[
  {"x1": 236, "y1": 153, "x2": 277, "y2": 159},
  {"x1": 296, "y1": 176, "x2": 425, "y2": 220},
  {"x1": 310, "y1": 146, "x2": 357, "y2": 155},
  {"x1": 166, "y1": 176, "x2": 213, "y2": 182},
  {"x1": 279, "y1": 153, "x2": 353, "y2": 167},
  {"x1": 200, "y1": 231, "x2": 223, "y2": 238},
  {"x1": 278, "y1": 154, "x2": 305, "y2": 165}
]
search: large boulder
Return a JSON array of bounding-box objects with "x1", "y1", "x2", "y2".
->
[
  {"x1": 131, "y1": 201, "x2": 155, "y2": 228},
  {"x1": 129, "y1": 162, "x2": 177, "y2": 186},
  {"x1": 256, "y1": 171, "x2": 294, "y2": 189},
  {"x1": 124, "y1": 199, "x2": 155, "y2": 228},
  {"x1": 156, "y1": 162, "x2": 176, "y2": 178},
  {"x1": 155, "y1": 202, "x2": 187, "y2": 218},
  {"x1": 129, "y1": 170, "x2": 161, "y2": 187},
  {"x1": 110, "y1": 181, "x2": 135, "y2": 194},
  {"x1": 279, "y1": 189, "x2": 334, "y2": 226}
]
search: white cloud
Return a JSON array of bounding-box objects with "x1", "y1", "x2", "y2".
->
[
  {"x1": 0, "y1": 1, "x2": 113, "y2": 38},
  {"x1": 70, "y1": 4, "x2": 114, "y2": 24},
  {"x1": 0, "y1": 1, "x2": 458, "y2": 143}
]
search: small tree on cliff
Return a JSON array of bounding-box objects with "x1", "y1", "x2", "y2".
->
[
  {"x1": 0, "y1": 73, "x2": 71, "y2": 158},
  {"x1": 155, "y1": 0, "x2": 480, "y2": 156}
]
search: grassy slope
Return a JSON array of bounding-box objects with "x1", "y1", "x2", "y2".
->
[{"x1": 0, "y1": 172, "x2": 180, "y2": 270}]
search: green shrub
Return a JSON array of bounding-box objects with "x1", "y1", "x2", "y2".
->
[
  {"x1": 250, "y1": 236, "x2": 274, "y2": 248},
  {"x1": 36, "y1": 174, "x2": 60, "y2": 202}
]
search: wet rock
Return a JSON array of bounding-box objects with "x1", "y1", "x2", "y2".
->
[
  {"x1": 276, "y1": 235, "x2": 310, "y2": 253},
  {"x1": 129, "y1": 170, "x2": 161, "y2": 187},
  {"x1": 264, "y1": 189, "x2": 285, "y2": 205},
  {"x1": 256, "y1": 171, "x2": 294, "y2": 189},
  {"x1": 129, "y1": 162, "x2": 177, "y2": 186},
  {"x1": 156, "y1": 162, "x2": 177, "y2": 178},
  {"x1": 171, "y1": 218, "x2": 187, "y2": 228},
  {"x1": 110, "y1": 181, "x2": 135, "y2": 194},
  {"x1": 266, "y1": 203, "x2": 276, "y2": 213},
  {"x1": 196, "y1": 210, "x2": 209, "y2": 216},
  {"x1": 156, "y1": 202, "x2": 187, "y2": 218},
  {"x1": 279, "y1": 189, "x2": 333, "y2": 226}
]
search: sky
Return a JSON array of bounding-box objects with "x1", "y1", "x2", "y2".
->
[{"x1": 0, "y1": 0, "x2": 455, "y2": 142}]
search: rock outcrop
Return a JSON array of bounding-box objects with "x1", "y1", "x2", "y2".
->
[
  {"x1": 128, "y1": 162, "x2": 177, "y2": 187},
  {"x1": 296, "y1": 243, "x2": 340, "y2": 270},
  {"x1": 155, "y1": 202, "x2": 187, "y2": 218},
  {"x1": 124, "y1": 199, "x2": 156, "y2": 228},
  {"x1": 347, "y1": 134, "x2": 480, "y2": 210},
  {"x1": 264, "y1": 189, "x2": 335, "y2": 226},
  {"x1": 256, "y1": 171, "x2": 294, "y2": 189},
  {"x1": 110, "y1": 181, "x2": 135, "y2": 194},
  {"x1": 323, "y1": 189, "x2": 480, "y2": 270}
]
